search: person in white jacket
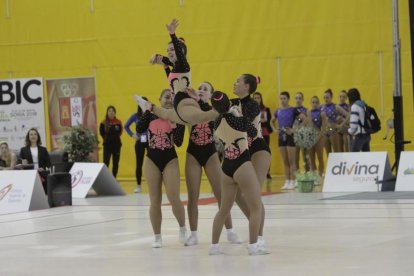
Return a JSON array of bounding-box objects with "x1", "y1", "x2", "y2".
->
[{"x1": 347, "y1": 88, "x2": 371, "y2": 152}]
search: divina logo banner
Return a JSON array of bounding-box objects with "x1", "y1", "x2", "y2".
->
[
  {"x1": 323, "y1": 152, "x2": 392, "y2": 192},
  {"x1": 331, "y1": 162, "x2": 379, "y2": 176}
]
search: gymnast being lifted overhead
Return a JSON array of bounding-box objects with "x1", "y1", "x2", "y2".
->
[{"x1": 135, "y1": 19, "x2": 218, "y2": 125}]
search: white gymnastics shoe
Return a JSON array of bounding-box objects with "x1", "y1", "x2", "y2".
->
[
  {"x1": 281, "y1": 180, "x2": 290, "y2": 190},
  {"x1": 152, "y1": 235, "x2": 162, "y2": 248},
  {"x1": 185, "y1": 235, "x2": 198, "y2": 246},
  {"x1": 209, "y1": 244, "x2": 224, "y2": 255},
  {"x1": 227, "y1": 230, "x2": 243, "y2": 244},
  {"x1": 179, "y1": 227, "x2": 187, "y2": 244},
  {"x1": 247, "y1": 243, "x2": 270, "y2": 256}
]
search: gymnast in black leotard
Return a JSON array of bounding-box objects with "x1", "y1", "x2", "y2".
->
[
  {"x1": 231, "y1": 89, "x2": 270, "y2": 156},
  {"x1": 184, "y1": 82, "x2": 244, "y2": 246},
  {"x1": 186, "y1": 100, "x2": 216, "y2": 168},
  {"x1": 159, "y1": 28, "x2": 191, "y2": 117},
  {"x1": 137, "y1": 110, "x2": 184, "y2": 173},
  {"x1": 136, "y1": 19, "x2": 217, "y2": 125},
  {"x1": 209, "y1": 91, "x2": 269, "y2": 256},
  {"x1": 136, "y1": 88, "x2": 187, "y2": 249},
  {"x1": 231, "y1": 74, "x2": 269, "y2": 247}
]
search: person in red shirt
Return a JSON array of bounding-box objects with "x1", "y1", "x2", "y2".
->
[{"x1": 100, "y1": 106, "x2": 123, "y2": 178}]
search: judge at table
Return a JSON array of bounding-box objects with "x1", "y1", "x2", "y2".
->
[{"x1": 18, "y1": 128, "x2": 51, "y2": 192}]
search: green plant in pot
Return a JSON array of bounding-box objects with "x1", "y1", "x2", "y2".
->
[
  {"x1": 293, "y1": 126, "x2": 319, "y2": 192},
  {"x1": 63, "y1": 125, "x2": 98, "y2": 162}
]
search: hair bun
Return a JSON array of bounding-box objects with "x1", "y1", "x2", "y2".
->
[
  {"x1": 178, "y1": 37, "x2": 186, "y2": 44},
  {"x1": 256, "y1": 76, "x2": 261, "y2": 84}
]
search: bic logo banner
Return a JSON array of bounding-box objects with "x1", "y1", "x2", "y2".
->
[
  {"x1": 0, "y1": 79, "x2": 42, "y2": 105},
  {"x1": 323, "y1": 152, "x2": 392, "y2": 192},
  {"x1": 0, "y1": 78, "x2": 46, "y2": 151},
  {"x1": 396, "y1": 152, "x2": 414, "y2": 191}
]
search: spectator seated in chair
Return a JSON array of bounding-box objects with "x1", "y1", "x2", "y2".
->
[
  {"x1": 0, "y1": 141, "x2": 17, "y2": 170},
  {"x1": 16, "y1": 128, "x2": 51, "y2": 193}
]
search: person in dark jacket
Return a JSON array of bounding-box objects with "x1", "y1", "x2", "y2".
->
[
  {"x1": 18, "y1": 128, "x2": 51, "y2": 192},
  {"x1": 124, "y1": 100, "x2": 148, "y2": 193},
  {"x1": 99, "y1": 106, "x2": 123, "y2": 178},
  {"x1": 252, "y1": 91, "x2": 273, "y2": 180}
]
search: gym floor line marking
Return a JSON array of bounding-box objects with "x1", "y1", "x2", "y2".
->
[{"x1": 0, "y1": 218, "x2": 123, "y2": 239}]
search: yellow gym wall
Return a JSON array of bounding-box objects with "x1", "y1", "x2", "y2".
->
[{"x1": 1, "y1": 0, "x2": 413, "y2": 179}]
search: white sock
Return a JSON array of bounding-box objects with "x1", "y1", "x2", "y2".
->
[
  {"x1": 226, "y1": 228, "x2": 234, "y2": 234},
  {"x1": 180, "y1": 226, "x2": 186, "y2": 231},
  {"x1": 191, "y1": 231, "x2": 197, "y2": 238},
  {"x1": 154, "y1": 234, "x2": 161, "y2": 240},
  {"x1": 258, "y1": 236, "x2": 263, "y2": 241}
]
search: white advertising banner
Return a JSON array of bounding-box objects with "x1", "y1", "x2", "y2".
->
[
  {"x1": 395, "y1": 151, "x2": 414, "y2": 191},
  {"x1": 0, "y1": 78, "x2": 46, "y2": 151},
  {"x1": 0, "y1": 170, "x2": 49, "y2": 215},
  {"x1": 323, "y1": 152, "x2": 392, "y2": 192},
  {"x1": 70, "y1": 163, "x2": 126, "y2": 198}
]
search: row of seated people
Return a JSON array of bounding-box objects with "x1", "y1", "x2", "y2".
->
[{"x1": 0, "y1": 128, "x2": 68, "y2": 193}]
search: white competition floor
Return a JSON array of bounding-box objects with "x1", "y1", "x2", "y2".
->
[{"x1": 2, "y1": 192, "x2": 414, "y2": 276}]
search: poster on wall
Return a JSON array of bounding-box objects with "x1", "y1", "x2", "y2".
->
[
  {"x1": 46, "y1": 77, "x2": 98, "y2": 161},
  {"x1": 0, "y1": 77, "x2": 46, "y2": 151}
]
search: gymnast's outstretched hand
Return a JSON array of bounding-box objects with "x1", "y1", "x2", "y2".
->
[
  {"x1": 166, "y1": 19, "x2": 179, "y2": 35},
  {"x1": 185, "y1": 87, "x2": 200, "y2": 101},
  {"x1": 149, "y1": 54, "x2": 164, "y2": 65}
]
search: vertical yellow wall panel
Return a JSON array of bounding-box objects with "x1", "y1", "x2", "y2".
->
[{"x1": 1, "y1": 0, "x2": 413, "y2": 177}]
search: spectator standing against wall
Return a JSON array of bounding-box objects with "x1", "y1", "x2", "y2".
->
[
  {"x1": 100, "y1": 106, "x2": 123, "y2": 178},
  {"x1": 125, "y1": 103, "x2": 148, "y2": 193},
  {"x1": 252, "y1": 91, "x2": 273, "y2": 180}
]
